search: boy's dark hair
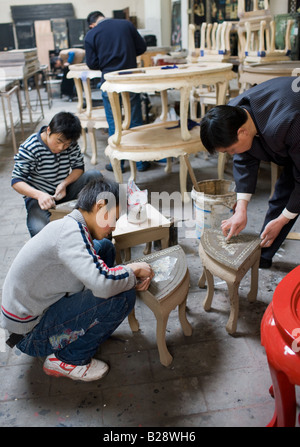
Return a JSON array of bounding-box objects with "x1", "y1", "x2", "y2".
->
[
  {"x1": 87, "y1": 11, "x2": 105, "y2": 26},
  {"x1": 48, "y1": 112, "x2": 82, "y2": 143},
  {"x1": 200, "y1": 105, "x2": 248, "y2": 154},
  {"x1": 75, "y1": 177, "x2": 120, "y2": 212}
]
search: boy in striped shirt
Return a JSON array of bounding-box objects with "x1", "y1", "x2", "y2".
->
[{"x1": 12, "y1": 111, "x2": 103, "y2": 236}]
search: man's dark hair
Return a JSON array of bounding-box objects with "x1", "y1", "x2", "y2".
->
[
  {"x1": 48, "y1": 112, "x2": 82, "y2": 143},
  {"x1": 76, "y1": 178, "x2": 120, "y2": 212},
  {"x1": 87, "y1": 11, "x2": 105, "y2": 26},
  {"x1": 200, "y1": 105, "x2": 248, "y2": 154}
]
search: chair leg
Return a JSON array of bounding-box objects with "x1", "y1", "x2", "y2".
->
[
  {"x1": 128, "y1": 308, "x2": 140, "y2": 332},
  {"x1": 203, "y1": 268, "x2": 214, "y2": 311},
  {"x1": 267, "y1": 362, "x2": 296, "y2": 427},
  {"x1": 247, "y1": 257, "x2": 259, "y2": 303},
  {"x1": 178, "y1": 297, "x2": 192, "y2": 336},
  {"x1": 226, "y1": 281, "x2": 239, "y2": 334},
  {"x1": 111, "y1": 158, "x2": 123, "y2": 183},
  {"x1": 88, "y1": 128, "x2": 97, "y2": 165},
  {"x1": 198, "y1": 270, "x2": 206, "y2": 288},
  {"x1": 156, "y1": 313, "x2": 173, "y2": 367},
  {"x1": 129, "y1": 161, "x2": 137, "y2": 182}
]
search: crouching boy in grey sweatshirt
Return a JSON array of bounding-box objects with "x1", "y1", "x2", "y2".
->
[{"x1": 1, "y1": 178, "x2": 154, "y2": 382}]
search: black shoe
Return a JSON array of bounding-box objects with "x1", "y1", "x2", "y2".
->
[
  {"x1": 136, "y1": 161, "x2": 150, "y2": 172},
  {"x1": 259, "y1": 257, "x2": 272, "y2": 269},
  {"x1": 105, "y1": 162, "x2": 125, "y2": 173}
]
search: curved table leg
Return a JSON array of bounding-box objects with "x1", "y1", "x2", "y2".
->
[
  {"x1": 88, "y1": 127, "x2": 97, "y2": 165},
  {"x1": 159, "y1": 90, "x2": 168, "y2": 121},
  {"x1": 129, "y1": 160, "x2": 137, "y2": 182},
  {"x1": 111, "y1": 158, "x2": 123, "y2": 183},
  {"x1": 109, "y1": 91, "x2": 123, "y2": 146},
  {"x1": 179, "y1": 155, "x2": 190, "y2": 203},
  {"x1": 218, "y1": 153, "x2": 227, "y2": 179},
  {"x1": 81, "y1": 128, "x2": 87, "y2": 154}
]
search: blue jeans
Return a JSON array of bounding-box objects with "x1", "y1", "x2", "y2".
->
[
  {"x1": 17, "y1": 239, "x2": 136, "y2": 365},
  {"x1": 102, "y1": 91, "x2": 143, "y2": 137},
  {"x1": 25, "y1": 170, "x2": 103, "y2": 237}
]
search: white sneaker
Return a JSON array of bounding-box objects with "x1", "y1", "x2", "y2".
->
[{"x1": 43, "y1": 354, "x2": 109, "y2": 382}]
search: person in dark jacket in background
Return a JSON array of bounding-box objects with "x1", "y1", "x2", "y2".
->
[
  {"x1": 85, "y1": 11, "x2": 150, "y2": 173},
  {"x1": 200, "y1": 76, "x2": 300, "y2": 269}
]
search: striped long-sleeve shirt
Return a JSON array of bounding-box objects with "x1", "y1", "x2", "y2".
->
[{"x1": 11, "y1": 127, "x2": 85, "y2": 196}]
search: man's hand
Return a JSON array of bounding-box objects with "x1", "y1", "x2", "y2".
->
[
  {"x1": 260, "y1": 214, "x2": 290, "y2": 248},
  {"x1": 127, "y1": 261, "x2": 155, "y2": 291},
  {"x1": 221, "y1": 199, "x2": 248, "y2": 242}
]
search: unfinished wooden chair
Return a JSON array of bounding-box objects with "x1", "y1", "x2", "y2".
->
[
  {"x1": 243, "y1": 19, "x2": 294, "y2": 65},
  {"x1": 198, "y1": 229, "x2": 261, "y2": 335},
  {"x1": 127, "y1": 245, "x2": 192, "y2": 367},
  {"x1": 67, "y1": 63, "x2": 108, "y2": 165},
  {"x1": 237, "y1": 0, "x2": 272, "y2": 64}
]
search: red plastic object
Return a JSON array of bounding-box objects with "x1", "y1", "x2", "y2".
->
[{"x1": 261, "y1": 265, "x2": 300, "y2": 427}]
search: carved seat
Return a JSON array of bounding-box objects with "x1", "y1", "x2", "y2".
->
[
  {"x1": 198, "y1": 229, "x2": 261, "y2": 334},
  {"x1": 127, "y1": 245, "x2": 192, "y2": 367}
]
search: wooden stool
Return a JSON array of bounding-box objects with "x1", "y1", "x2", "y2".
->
[
  {"x1": 127, "y1": 245, "x2": 192, "y2": 367},
  {"x1": 198, "y1": 229, "x2": 261, "y2": 334},
  {"x1": 49, "y1": 201, "x2": 76, "y2": 221},
  {"x1": 112, "y1": 203, "x2": 171, "y2": 264},
  {"x1": 261, "y1": 265, "x2": 300, "y2": 427}
]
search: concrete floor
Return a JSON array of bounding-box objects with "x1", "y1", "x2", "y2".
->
[{"x1": 0, "y1": 84, "x2": 299, "y2": 428}]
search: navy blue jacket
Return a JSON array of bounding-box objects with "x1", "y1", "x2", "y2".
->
[
  {"x1": 85, "y1": 18, "x2": 147, "y2": 84},
  {"x1": 229, "y1": 76, "x2": 300, "y2": 213}
]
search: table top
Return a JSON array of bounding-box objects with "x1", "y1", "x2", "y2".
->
[
  {"x1": 104, "y1": 62, "x2": 232, "y2": 81},
  {"x1": 102, "y1": 62, "x2": 234, "y2": 93},
  {"x1": 67, "y1": 63, "x2": 102, "y2": 80},
  {"x1": 242, "y1": 60, "x2": 300, "y2": 75},
  {"x1": 112, "y1": 203, "x2": 170, "y2": 237}
]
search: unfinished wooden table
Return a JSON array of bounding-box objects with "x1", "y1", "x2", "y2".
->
[{"x1": 101, "y1": 63, "x2": 235, "y2": 199}]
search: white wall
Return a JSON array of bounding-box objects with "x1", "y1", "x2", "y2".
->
[
  {"x1": 0, "y1": 0, "x2": 145, "y2": 27},
  {"x1": 269, "y1": 0, "x2": 288, "y2": 16}
]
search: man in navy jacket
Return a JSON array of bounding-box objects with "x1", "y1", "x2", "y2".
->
[
  {"x1": 85, "y1": 11, "x2": 149, "y2": 172},
  {"x1": 200, "y1": 76, "x2": 300, "y2": 268}
]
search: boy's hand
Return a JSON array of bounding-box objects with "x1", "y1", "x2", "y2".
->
[
  {"x1": 37, "y1": 191, "x2": 56, "y2": 210},
  {"x1": 53, "y1": 183, "x2": 67, "y2": 201},
  {"x1": 127, "y1": 262, "x2": 155, "y2": 291}
]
